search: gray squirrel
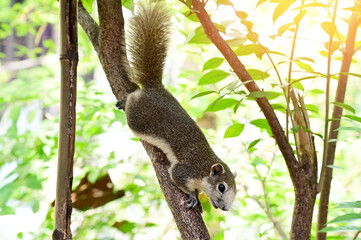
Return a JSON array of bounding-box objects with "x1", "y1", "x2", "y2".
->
[{"x1": 117, "y1": 3, "x2": 236, "y2": 211}]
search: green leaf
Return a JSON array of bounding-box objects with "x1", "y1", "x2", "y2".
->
[
  {"x1": 224, "y1": 122, "x2": 245, "y2": 138},
  {"x1": 6, "y1": 102, "x2": 22, "y2": 122},
  {"x1": 203, "y1": 57, "x2": 224, "y2": 71},
  {"x1": 191, "y1": 91, "x2": 217, "y2": 100},
  {"x1": 268, "y1": 51, "x2": 289, "y2": 58},
  {"x1": 31, "y1": 200, "x2": 40, "y2": 213},
  {"x1": 114, "y1": 221, "x2": 136, "y2": 233},
  {"x1": 324, "y1": 41, "x2": 340, "y2": 54},
  {"x1": 294, "y1": 10, "x2": 306, "y2": 25},
  {"x1": 291, "y1": 80, "x2": 304, "y2": 91},
  {"x1": 335, "y1": 127, "x2": 361, "y2": 132},
  {"x1": 305, "y1": 104, "x2": 319, "y2": 114},
  {"x1": 251, "y1": 119, "x2": 269, "y2": 129},
  {"x1": 206, "y1": 98, "x2": 239, "y2": 112},
  {"x1": 326, "y1": 165, "x2": 343, "y2": 169},
  {"x1": 214, "y1": 23, "x2": 226, "y2": 34},
  {"x1": 321, "y1": 22, "x2": 336, "y2": 37},
  {"x1": 198, "y1": 70, "x2": 230, "y2": 85},
  {"x1": 301, "y1": 126, "x2": 323, "y2": 139},
  {"x1": 250, "y1": 119, "x2": 272, "y2": 136},
  {"x1": 319, "y1": 226, "x2": 361, "y2": 233},
  {"x1": 252, "y1": 156, "x2": 264, "y2": 166},
  {"x1": 248, "y1": 91, "x2": 281, "y2": 100},
  {"x1": 216, "y1": 0, "x2": 234, "y2": 6},
  {"x1": 295, "y1": 61, "x2": 314, "y2": 72},
  {"x1": 246, "y1": 32, "x2": 258, "y2": 43},
  {"x1": 87, "y1": 169, "x2": 101, "y2": 184},
  {"x1": 25, "y1": 175, "x2": 43, "y2": 190},
  {"x1": 343, "y1": 6, "x2": 361, "y2": 15},
  {"x1": 332, "y1": 102, "x2": 355, "y2": 114},
  {"x1": 264, "y1": 91, "x2": 282, "y2": 100},
  {"x1": 235, "y1": 11, "x2": 248, "y2": 19},
  {"x1": 309, "y1": 89, "x2": 325, "y2": 95},
  {"x1": 122, "y1": 0, "x2": 134, "y2": 11},
  {"x1": 271, "y1": 103, "x2": 286, "y2": 113},
  {"x1": 0, "y1": 206, "x2": 15, "y2": 215},
  {"x1": 335, "y1": 201, "x2": 361, "y2": 209},
  {"x1": 187, "y1": 27, "x2": 211, "y2": 44},
  {"x1": 278, "y1": 22, "x2": 295, "y2": 36},
  {"x1": 343, "y1": 115, "x2": 361, "y2": 123},
  {"x1": 248, "y1": 91, "x2": 268, "y2": 99},
  {"x1": 273, "y1": 0, "x2": 295, "y2": 23},
  {"x1": 233, "y1": 100, "x2": 242, "y2": 113},
  {"x1": 145, "y1": 222, "x2": 158, "y2": 227},
  {"x1": 247, "y1": 69, "x2": 270, "y2": 80},
  {"x1": 248, "y1": 139, "x2": 261, "y2": 149},
  {"x1": 113, "y1": 110, "x2": 126, "y2": 125},
  {"x1": 234, "y1": 44, "x2": 264, "y2": 57},
  {"x1": 339, "y1": 72, "x2": 361, "y2": 78},
  {"x1": 292, "y1": 2, "x2": 330, "y2": 10},
  {"x1": 181, "y1": 9, "x2": 199, "y2": 22},
  {"x1": 256, "y1": 0, "x2": 269, "y2": 8},
  {"x1": 329, "y1": 213, "x2": 361, "y2": 224},
  {"x1": 297, "y1": 57, "x2": 315, "y2": 63},
  {"x1": 81, "y1": 0, "x2": 95, "y2": 14}
]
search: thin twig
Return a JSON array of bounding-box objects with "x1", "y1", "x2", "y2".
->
[
  {"x1": 243, "y1": 143, "x2": 288, "y2": 240},
  {"x1": 352, "y1": 230, "x2": 361, "y2": 240},
  {"x1": 287, "y1": 0, "x2": 305, "y2": 141},
  {"x1": 320, "y1": 0, "x2": 339, "y2": 192}
]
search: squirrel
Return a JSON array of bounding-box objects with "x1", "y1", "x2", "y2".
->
[{"x1": 116, "y1": 2, "x2": 237, "y2": 212}]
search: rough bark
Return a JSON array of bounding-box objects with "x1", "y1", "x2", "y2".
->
[
  {"x1": 317, "y1": 13, "x2": 361, "y2": 240},
  {"x1": 78, "y1": 1, "x2": 210, "y2": 239},
  {"x1": 191, "y1": 0, "x2": 318, "y2": 239},
  {"x1": 291, "y1": 188, "x2": 317, "y2": 240},
  {"x1": 53, "y1": 0, "x2": 78, "y2": 239}
]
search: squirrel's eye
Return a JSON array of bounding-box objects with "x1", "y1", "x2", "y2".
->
[{"x1": 218, "y1": 183, "x2": 226, "y2": 193}]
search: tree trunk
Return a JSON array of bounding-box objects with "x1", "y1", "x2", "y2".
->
[
  {"x1": 53, "y1": 0, "x2": 78, "y2": 239},
  {"x1": 291, "y1": 188, "x2": 317, "y2": 240},
  {"x1": 317, "y1": 13, "x2": 361, "y2": 240}
]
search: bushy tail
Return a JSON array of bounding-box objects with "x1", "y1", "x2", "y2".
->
[{"x1": 128, "y1": 3, "x2": 171, "y2": 89}]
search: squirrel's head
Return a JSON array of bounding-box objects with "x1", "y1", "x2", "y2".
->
[{"x1": 203, "y1": 163, "x2": 237, "y2": 211}]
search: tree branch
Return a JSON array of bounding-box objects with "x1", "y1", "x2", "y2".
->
[
  {"x1": 77, "y1": 1, "x2": 210, "y2": 238},
  {"x1": 191, "y1": 0, "x2": 299, "y2": 186},
  {"x1": 191, "y1": 1, "x2": 318, "y2": 239},
  {"x1": 78, "y1": 1, "x2": 99, "y2": 53}
]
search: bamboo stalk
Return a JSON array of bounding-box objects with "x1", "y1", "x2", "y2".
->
[{"x1": 53, "y1": 0, "x2": 78, "y2": 239}]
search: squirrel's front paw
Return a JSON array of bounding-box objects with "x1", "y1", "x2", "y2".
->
[
  {"x1": 185, "y1": 193, "x2": 203, "y2": 213},
  {"x1": 185, "y1": 194, "x2": 198, "y2": 208}
]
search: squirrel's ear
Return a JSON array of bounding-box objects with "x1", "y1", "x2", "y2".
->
[
  {"x1": 233, "y1": 172, "x2": 237, "y2": 178},
  {"x1": 210, "y1": 163, "x2": 225, "y2": 176}
]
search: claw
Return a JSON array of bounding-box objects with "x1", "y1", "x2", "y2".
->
[
  {"x1": 185, "y1": 194, "x2": 198, "y2": 209},
  {"x1": 116, "y1": 98, "x2": 127, "y2": 111},
  {"x1": 185, "y1": 193, "x2": 203, "y2": 213}
]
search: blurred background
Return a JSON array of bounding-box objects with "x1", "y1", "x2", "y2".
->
[{"x1": 1, "y1": 0, "x2": 361, "y2": 239}]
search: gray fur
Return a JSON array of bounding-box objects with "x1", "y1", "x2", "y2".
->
[{"x1": 124, "y1": 3, "x2": 236, "y2": 211}]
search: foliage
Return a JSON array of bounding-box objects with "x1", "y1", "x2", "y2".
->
[
  {"x1": 319, "y1": 201, "x2": 361, "y2": 238},
  {"x1": 1, "y1": 0, "x2": 361, "y2": 239}
]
